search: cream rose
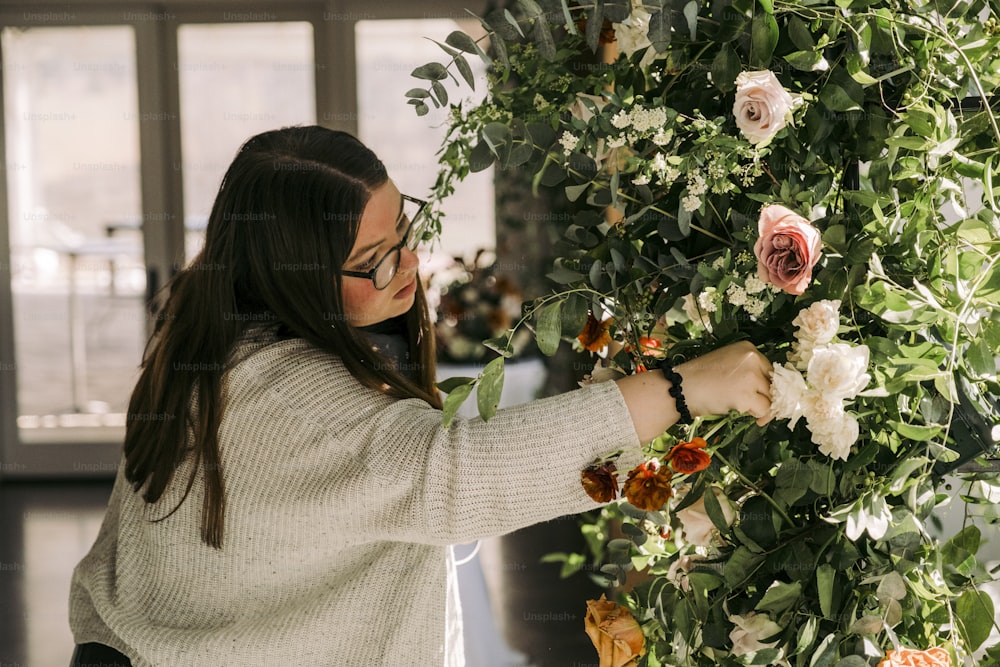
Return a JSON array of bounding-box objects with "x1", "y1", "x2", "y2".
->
[
  {"x1": 753, "y1": 204, "x2": 822, "y2": 295},
  {"x1": 728, "y1": 611, "x2": 782, "y2": 656},
  {"x1": 733, "y1": 70, "x2": 795, "y2": 145},
  {"x1": 793, "y1": 299, "x2": 841, "y2": 344},
  {"x1": 770, "y1": 362, "x2": 809, "y2": 428},
  {"x1": 676, "y1": 486, "x2": 735, "y2": 546},
  {"x1": 806, "y1": 343, "x2": 870, "y2": 401},
  {"x1": 808, "y1": 411, "x2": 859, "y2": 461}
]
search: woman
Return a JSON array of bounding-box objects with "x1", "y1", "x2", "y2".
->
[{"x1": 69, "y1": 126, "x2": 772, "y2": 666}]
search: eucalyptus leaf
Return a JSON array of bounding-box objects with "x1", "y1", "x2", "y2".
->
[
  {"x1": 476, "y1": 356, "x2": 505, "y2": 422},
  {"x1": 442, "y1": 382, "x2": 474, "y2": 428},
  {"x1": 535, "y1": 300, "x2": 563, "y2": 356}
]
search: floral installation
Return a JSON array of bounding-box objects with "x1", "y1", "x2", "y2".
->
[{"x1": 410, "y1": 1, "x2": 1000, "y2": 665}]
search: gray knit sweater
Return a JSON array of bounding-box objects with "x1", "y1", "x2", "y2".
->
[{"x1": 69, "y1": 336, "x2": 641, "y2": 666}]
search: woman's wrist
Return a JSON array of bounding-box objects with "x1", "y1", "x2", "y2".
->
[{"x1": 657, "y1": 361, "x2": 693, "y2": 424}]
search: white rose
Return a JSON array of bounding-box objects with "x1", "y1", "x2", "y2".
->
[
  {"x1": 792, "y1": 299, "x2": 841, "y2": 345},
  {"x1": 613, "y1": 7, "x2": 653, "y2": 57},
  {"x1": 682, "y1": 293, "x2": 713, "y2": 331},
  {"x1": 733, "y1": 70, "x2": 795, "y2": 145},
  {"x1": 728, "y1": 612, "x2": 782, "y2": 656},
  {"x1": 676, "y1": 486, "x2": 735, "y2": 546},
  {"x1": 787, "y1": 339, "x2": 816, "y2": 371},
  {"x1": 770, "y1": 362, "x2": 808, "y2": 428},
  {"x1": 806, "y1": 343, "x2": 871, "y2": 401},
  {"x1": 569, "y1": 93, "x2": 608, "y2": 124},
  {"x1": 808, "y1": 411, "x2": 859, "y2": 461}
]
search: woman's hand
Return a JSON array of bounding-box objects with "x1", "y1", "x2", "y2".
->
[
  {"x1": 615, "y1": 341, "x2": 773, "y2": 443},
  {"x1": 675, "y1": 341, "x2": 773, "y2": 426}
]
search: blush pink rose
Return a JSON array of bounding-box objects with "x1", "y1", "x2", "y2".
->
[{"x1": 753, "y1": 204, "x2": 822, "y2": 295}]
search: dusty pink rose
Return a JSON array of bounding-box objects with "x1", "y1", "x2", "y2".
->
[{"x1": 753, "y1": 204, "x2": 822, "y2": 295}]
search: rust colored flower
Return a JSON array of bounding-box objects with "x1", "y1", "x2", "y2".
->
[
  {"x1": 667, "y1": 437, "x2": 711, "y2": 474},
  {"x1": 638, "y1": 336, "x2": 666, "y2": 358},
  {"x1": 577, "y1": 311, "x2": 613, "y2": 352},
  {"x1": 877, "y1": 647, "x2": 951, "y2": 667},
  {"x1": 581, "y1": 460, "x2": 619, "y2": 503},
  {"x1": 622, "y1": 459, "x2": 673, "y2": 511},
  {"x1": 584, "y1": 595, "x2": 646, "y2": 667}
]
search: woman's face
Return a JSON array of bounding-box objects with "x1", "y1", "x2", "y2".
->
[{"x1": 341, "y1": 180, "x2": 420, "y2": 327}]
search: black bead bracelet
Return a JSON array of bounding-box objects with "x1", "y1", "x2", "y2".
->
[{"x1": 658, "y1": 362, "x2": 693, "y2": 425}]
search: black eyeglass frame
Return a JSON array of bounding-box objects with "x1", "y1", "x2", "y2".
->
[{"x1": 341, "y1": 194, "x2": 427, "y2": 290}]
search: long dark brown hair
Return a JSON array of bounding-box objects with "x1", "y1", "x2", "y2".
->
[{"x1": 124, "y1": 126, "x2": 442, "y2": 548}]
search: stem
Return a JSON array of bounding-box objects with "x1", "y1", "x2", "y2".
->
[{"x1": 712, "y1": 447, "x2": 796, "y2": 528}]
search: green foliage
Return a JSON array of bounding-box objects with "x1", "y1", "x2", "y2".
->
[{"x1": 413, "y1": 0, "x2": 1000, "y2": 664}]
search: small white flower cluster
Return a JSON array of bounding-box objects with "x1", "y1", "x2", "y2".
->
[
  {"x1": 611, "y1": 104, "x2": 670, "y2": 135},
  {"x1": 770, "y1": 300, "x2": 871, "y2": 460},
  {"x1": 559, "y1": 130, "x2": 578, "y2": 156}
]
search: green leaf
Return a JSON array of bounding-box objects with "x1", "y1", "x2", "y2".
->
[
  {"x1": 809, "y1": 633, "x2": 838, "y2": 667},
  {"x1": 834, "y1": 658, "x2": 869, "y2": 667},
  {"x1": 585, "y1": 0, "x2": 605, "y2": 52},
  {"x1": 454, "y1": 55, "x2": 475, "y2": 90},
  {"x1": 756, "y1": 581, "x2": 802, "y2": 615},
  {"x1": 957, "y1": 589, "x2": 994, "y2": 651},
  {"x1": 967, "y1": 338, "x2": 996, "y2": 377},
  {"x1": 477, "y1": 356, "x2": 505, "y2": 421},
  {"x1": 724, "y1": 546, "x2": 765, "y2": 587},
  {"x1": 702, "y1": 487, "x2": 731, "y2": 534},
  {"x1": 886, "y1": 421, "x2": 942, "y2": 442},
  {"x1": 775, "y1": 460, "x2": 811, "y2": 507},
  {"x1": 431, "y1": 80, "x2": 449, "y2": 106},
  {"x1": 442, "y1": 382, "x2": 474, "y2": 428},
  {"x1": 750, "y1": 13, "x2": 779, "y2": 66},
  {"x1": 784, "y1": 50, "x2": 829, "y2": 72},
  {"x1": 535, "y1": 300, "x2": 563, "y2": 356},
  {"x1": 817, "y1": 564, "x2": 836, "y2": 617},
  {"x1": 445, "y1": 30, "x2": 479, "y2": 54},
  {"x1": 711, "y1": 44, "x2": 741, "y2": 93},
  {"x1": 787, "y1": 15, "x2": 814, "y2": 50},
  {"x1": 437, "y1": 376, "x2": 475, "y2": 394},
  {"x1": 411, "y1": 62, "x2": 448, "y2": 81},
  {"x1": 647, "y1": 10, "x2": 672, "y2": 52},
  {"x1": 820, "y1": 84, "x2": 862, "y2": 112}
]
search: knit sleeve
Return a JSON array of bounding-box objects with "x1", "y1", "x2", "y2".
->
[
  {"x1": 335, "y1": 379, "x2": 642, "y2": 545},
  {"x1": 227, "y1": 340, "x2": 644, "y2": 545}
]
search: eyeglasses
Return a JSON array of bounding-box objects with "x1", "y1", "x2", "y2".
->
[{"x1": 341, "y1": 194, "x2": 427, "y2": 290}]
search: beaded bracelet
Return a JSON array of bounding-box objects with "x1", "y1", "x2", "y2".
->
[{"x1": 658, "y1": 362, "x2": 693, "y2": 425}]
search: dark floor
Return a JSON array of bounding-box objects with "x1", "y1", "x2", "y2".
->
[
  {"x1": 0, "y1": 479, "x2": 111, "y2": 667},
  {"x1": 0, "y1": 479, "x2": 607, "y2": 667}
]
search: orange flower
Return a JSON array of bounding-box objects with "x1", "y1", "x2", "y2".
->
[
  {"x1": 638, "y1": 336, "x2": 666, "y2": 358},
  {"x1": 581, "y1": 460, "x2": 619, "y2": 503},
  {"x1": 877, "y1": 647, "x2": 951, "y2": 667},
  {"x1": 577, "y1": 312, "x2": 613, "y2": 352},
  {"x1": 667, "y1": 437, "x2": 712, "y2": 474},
  {"x1": 584, "y1": 595, "x2": 646, "y2": 667},
  {"x1": 622, "y1": 459, "x2": 673, "y2": 511}
]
